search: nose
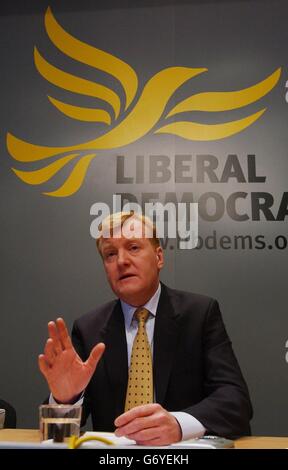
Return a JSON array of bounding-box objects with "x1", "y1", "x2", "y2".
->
[{"x1": 117, "y1": 248, "x2": 130, "y2": 266}]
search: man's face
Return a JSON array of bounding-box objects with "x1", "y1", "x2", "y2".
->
[{"x1": 100, "y1": 219, "x2": 164, "y2": 306}]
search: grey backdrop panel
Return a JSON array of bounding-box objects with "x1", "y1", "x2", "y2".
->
[{"x1": 0, "y1": 0, "x2": 287, "y2": 434}]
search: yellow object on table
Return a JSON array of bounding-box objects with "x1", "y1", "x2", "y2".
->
[{"x1": 68, "y1": 434, "x2": 114, "y2": 449}]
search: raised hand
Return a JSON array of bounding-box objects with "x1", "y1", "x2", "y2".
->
[{"x1": 38, "y1": 317, "x2": 105, "y2": 403}]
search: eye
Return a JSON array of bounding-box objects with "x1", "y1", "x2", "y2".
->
[
  {"x1": 104, "y1": 251, "x2": 116, "y2": 260},
  {"x1": 129, "y1": 244, "x2": 140, "y2": 252}
]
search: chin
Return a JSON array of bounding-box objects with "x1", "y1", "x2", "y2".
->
[
  {"x1": 117, "y1": 285, "x2": 144, "y2": 304},
  {"x1": 118, "y1": 284, "x2": 141, "y2": 298}
]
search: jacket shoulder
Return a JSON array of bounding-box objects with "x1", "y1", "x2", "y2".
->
[
  {"x1": 74, "y1": 298, "x2": 118, "y2": 331},
  {"x1": 163, "y1": 284, "x2": 217, "y2": 310}
]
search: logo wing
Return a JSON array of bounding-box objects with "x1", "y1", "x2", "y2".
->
[
  {"x1": 155, "y1": 68, "x2": 281, "y2": 140},
  {"x1": 43, "y1": 6, "x2": 138, "y2": 118},
  {"x1": 8, "y1": 7, "x2": 138, "y2": 197}
]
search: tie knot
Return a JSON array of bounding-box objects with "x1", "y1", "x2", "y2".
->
[{"x1": 134, "y1": 308, "x2": 149, "y2": 323}]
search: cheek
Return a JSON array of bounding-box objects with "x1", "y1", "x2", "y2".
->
[{"x1": 104, "y1": 266, "x2": 116, "y2": 282}]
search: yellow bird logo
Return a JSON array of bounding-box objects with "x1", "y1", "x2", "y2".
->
[{"x1": 7, "y1": 7, "x2": 281, "y2": 197}]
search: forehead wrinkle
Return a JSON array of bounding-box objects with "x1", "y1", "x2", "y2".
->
[{"x1": 102, "y1": 235, "x2": 144, "y2": 248}]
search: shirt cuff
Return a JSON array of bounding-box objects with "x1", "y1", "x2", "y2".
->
[
  {"x1": 170, "y1": 411, "x2": 206, "y2": 441},
  {"x1": 49, "y1": 393, "x2": 84, "y2": 406}
]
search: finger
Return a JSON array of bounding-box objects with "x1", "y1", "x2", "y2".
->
[
  {"x1": 85, "y1": 343, "x2": 105, "y2": 373},
  {"x1": 44, "y1": 338, "x2": 56, "y2": 365},
  {"x1": 55, "y1": 318, "x2": 73, "y2": 350},
  {"x1": 115, "y1": 404, "x2": 159, "y2": 427},
  {"x1": 121, "y1": 426, "x2": 159, "y2": 442},
  {"x1": 47, "y1": 321, "x2": 63, "y2": 354},
  {"x1": 47, "y1": 321, "x2": 58, "y2": 339},
  {"x1": 38, "y1": 354, "x2": 50, "y2": 376},
  {"x1": 115, "y1": 414, "x2": 158, "y2": 437},
  {"x1": 115, "y1": 426, "x2": 162, "y2": 441}
]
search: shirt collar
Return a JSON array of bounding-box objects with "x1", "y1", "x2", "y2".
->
[{"x1": 121, "y1": 283, "x2": 161, "y2": 328}]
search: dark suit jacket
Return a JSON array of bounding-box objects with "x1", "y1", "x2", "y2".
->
[{"x1": 72, "y1": 284, "x2": 252, "y2": 438}]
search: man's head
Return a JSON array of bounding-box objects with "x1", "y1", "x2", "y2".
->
[{"x1": 97, "y1": 212, "x2": 164, "y2": 306}]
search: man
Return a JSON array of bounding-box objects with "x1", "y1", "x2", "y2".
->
[{"x1": 39, "y1": 212, "x2": 252, "y2": 446}]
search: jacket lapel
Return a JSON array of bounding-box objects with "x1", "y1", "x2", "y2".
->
[
  {"x1": 101, "y1": 301, "x2": 128, "y2": 417},
  {"x1": 153, "y1": 284, "x2": 181, "y2": 405}
]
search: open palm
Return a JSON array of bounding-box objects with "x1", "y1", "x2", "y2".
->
[{"x1": 38, "y1": 318, "x2": 105, "y2": 403}]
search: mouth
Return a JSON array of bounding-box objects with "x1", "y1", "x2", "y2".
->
[{"x1": 119, "y1": 273, "x2": 136, "y2": 281}]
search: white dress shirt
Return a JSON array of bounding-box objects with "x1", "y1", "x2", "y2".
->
[{"x1": 51, "y1": 283, "x2": 205, "y2": 440}]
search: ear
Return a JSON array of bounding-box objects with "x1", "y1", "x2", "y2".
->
[{"x1": 155, "y1": 246, "x2": 164, "y2": 269}]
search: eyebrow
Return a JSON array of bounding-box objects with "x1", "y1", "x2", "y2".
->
[{"x1": 102, "y1": 244, "x2": 115, "y2": 251}]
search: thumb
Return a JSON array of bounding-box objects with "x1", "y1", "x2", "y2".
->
[{"x1": 85, "y1": 342, "x2": 105, "y2": 373}]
